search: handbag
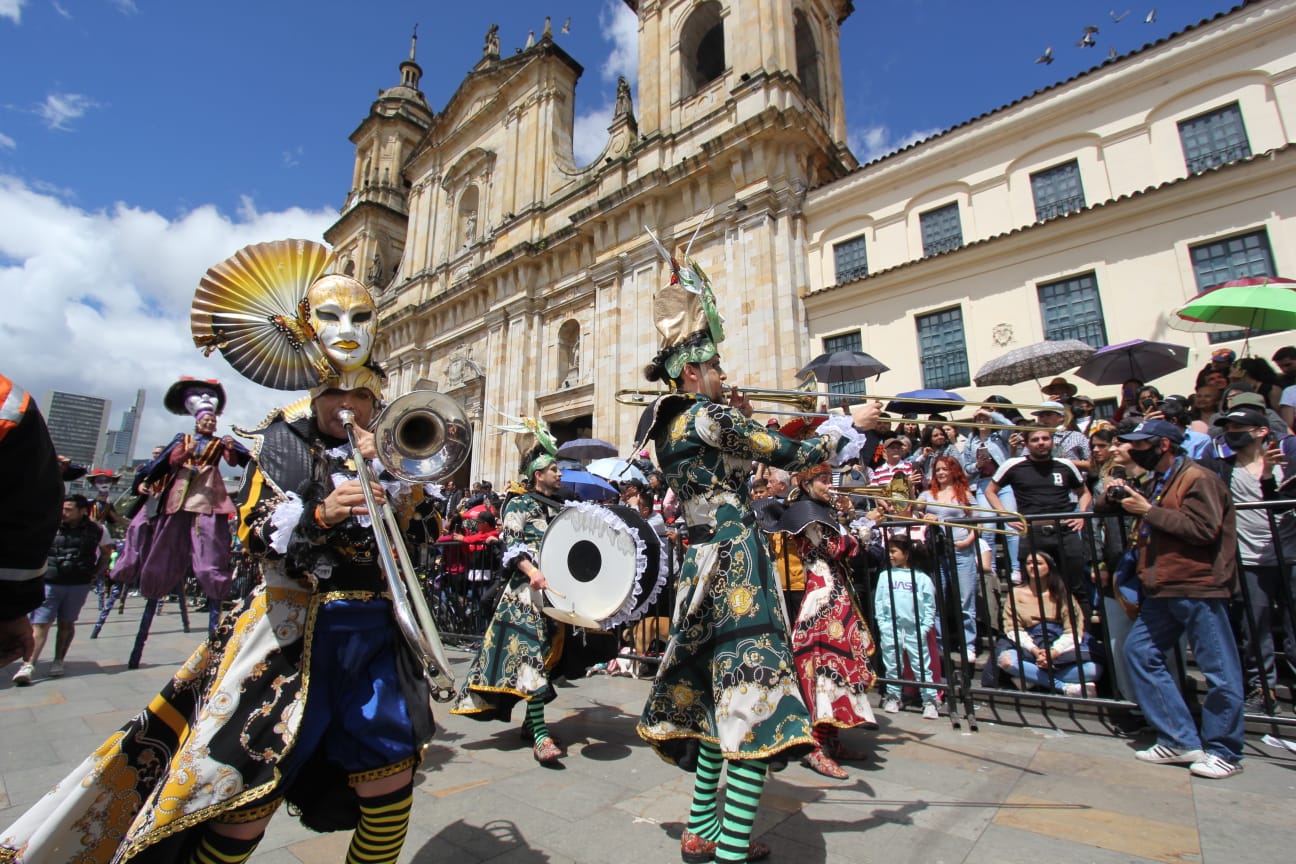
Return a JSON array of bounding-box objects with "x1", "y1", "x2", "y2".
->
[{"x1": 1113, "y1": 546, "x2": 1141, "y2": 620}]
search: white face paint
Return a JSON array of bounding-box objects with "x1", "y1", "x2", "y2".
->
[
  {"x1": 91, "y1": 479, "x2": 114, "y2": 495},
  {"x1": 183, "y1": 390, "x2": 220, "y2": 416}
]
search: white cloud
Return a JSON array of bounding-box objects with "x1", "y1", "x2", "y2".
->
[
  {"x1": 108, "y1": 0, "x2": 138, "y2": 14},
  {"x1": 51, "y1": 1, "x2": 70, "y2": 20},
  {"x1": 0, "y1": 131, "x2": 15, "y2": 149},
  {"x1": 572, "y1": 1, "x2": 639, "y2": 166},
  {"x1": 0, "y1": 0, "x2": 25, "y2": 25},
  {"x1": 848, "y1": 124, "x2": 942, "y2": 164},
  {"x1": 0, "y1": 175, "x2": 336, "y2": 460},
  {"x1": 37, "y1": 92, "x2": 100, "y2": 130},
  {"x1": 282, "y1": 145, "x2": 303, "y2": 168}
]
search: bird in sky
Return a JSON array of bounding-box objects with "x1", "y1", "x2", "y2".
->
[
  {"x1": 1111, "y1": 9, "x2": 1131, "y2": 23},
  {"x1": 561, "y1": 17, "x2": 571, "y2": 34},
  {"x1": 1035, "y1": 45, "x2": 1054, "y2": 64},
  {"x1": 1076, "y1": 25, "x2": 1099, "y2": 47},
  {"x1": 1146, "y1": 9, "x2": 1157, "y2": 24}
]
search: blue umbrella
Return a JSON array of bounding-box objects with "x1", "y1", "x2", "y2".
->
[
  {"x1": 885, "y1": 389, "x2": 965, "y2": 416},
  {"x1": 559, "y1": 467, "x2": 618, "y2": 501}
]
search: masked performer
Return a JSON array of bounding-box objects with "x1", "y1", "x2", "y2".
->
[
  {"x1": 108, "y1": 378, "x2": 249, "y2": 662},
  {"x1": 1, "y1": 241, "x2": 445, "y2": 864},
  {"x1": 761, "y1": 464, "x2": 877, "y2": 779},
  {"x1": 451, "y1": 419, "x2": 567, "y2": 765},
  {"x1": 84, "y1": 470, "x2": 128, "y2": 612},
  {"x1": 633, "y1": 232, "x2": 882, "y2": 864}
]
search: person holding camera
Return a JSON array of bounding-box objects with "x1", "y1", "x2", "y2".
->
[{"x1": 1104, "y1": 419, "x2": 1244, "y2": 779}]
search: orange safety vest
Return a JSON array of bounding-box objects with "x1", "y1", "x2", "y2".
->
[{"x1": 0, "y1": 375, "x2": 32, "y2": 445}]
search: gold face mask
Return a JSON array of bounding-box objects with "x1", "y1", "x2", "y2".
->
[{"x1": 307, "y1": 275, "x2": 377, "y2": 374}]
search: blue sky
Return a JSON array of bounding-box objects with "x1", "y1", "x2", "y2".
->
[{"x1": 0, "y1": 0, "x2": 1242, "y2": 455}]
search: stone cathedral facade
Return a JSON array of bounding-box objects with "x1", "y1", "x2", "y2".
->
[{"x1": 324, "y1": 0, "x2": 857, "y2": 484}]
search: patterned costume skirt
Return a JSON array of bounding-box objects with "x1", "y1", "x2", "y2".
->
[
  {"x1": 450, "y1": 575, "x2": 564, "y2": 721},
  {"x1": 637, "y1": 523, "x2": 815, "y2": 765},
  {"x1": 791, "y1": 557, "x2": 877, "y2": 728}
]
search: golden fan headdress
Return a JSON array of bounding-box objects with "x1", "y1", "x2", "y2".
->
[{"x1": 191, "y1": 239, "x2": 338, "y2": 391}]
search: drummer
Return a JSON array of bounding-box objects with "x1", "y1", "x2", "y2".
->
[
  {"x1": 633, "y1": 236, "x2": 885, "y2": 864},
  {"x1": 451, "y1": 423, "x2": 567, "y2": 766}
]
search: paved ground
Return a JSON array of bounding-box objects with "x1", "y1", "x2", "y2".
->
[{"x1": 3, "y1": 600, "x2": 1295, "y2": 863}]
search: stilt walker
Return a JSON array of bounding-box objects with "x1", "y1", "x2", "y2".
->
[{"x1": 107, "y1": 377, "x2": 249, "y2": 666}]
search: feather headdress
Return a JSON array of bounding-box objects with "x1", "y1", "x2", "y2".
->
[{"x1": 647, "y1": 214, "x2": 725, "y2": 380}]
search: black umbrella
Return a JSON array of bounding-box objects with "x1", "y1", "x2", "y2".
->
[{"x1": 797, "y1": 350, "x2": 889, "y2": 385}]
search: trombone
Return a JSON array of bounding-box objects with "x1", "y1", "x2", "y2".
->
[
  {"x1": 339, "y1": 390, "x2": 471, "y2": 702},
  {"x1": 613, "y1": 387, "x2": 1063, "y2": 432},
  {"x1": 835, "y1": 478, "x2": 1027, "y2": 537}
]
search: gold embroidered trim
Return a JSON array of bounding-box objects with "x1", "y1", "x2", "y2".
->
[
  {"x1": 347, "y1": 755, "x2": 417, "y2": 786},
  {"x1": 317, "y1": 590, "x2": 390, "y2": 603},
  {"x1": 213, "y1": 798, "x2": 282, "y2": 824}
]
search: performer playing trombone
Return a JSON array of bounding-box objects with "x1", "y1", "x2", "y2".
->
[
  {"x1": 1, "y1": 242, "x2": 442, "y2": 864},
  {"x1": 633, "y1": 231, "x2": 884, "y2": 863}
]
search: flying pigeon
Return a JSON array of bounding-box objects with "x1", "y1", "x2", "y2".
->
[
  {"x1": 561, "y1": 17, "x2": 571, "y2": 34},
  {"x1": 1145, "y1": 9, "x2": 1157, "y2": 24},
  {"x1": 1035, "y1": 46, "x2": 1054, "y2": 65},
  {"x1": 1076, "y1": 25, "x2": 1099, "y2": 48},
  {"x1": 1110, "y1": 9, "x2": 1131, "y2": 23}
]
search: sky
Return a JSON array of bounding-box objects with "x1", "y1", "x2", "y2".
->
[{"x1": 0, "y1": 0, "x2": 1244, "y2": 461}]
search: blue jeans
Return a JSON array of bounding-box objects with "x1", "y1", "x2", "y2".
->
[
  {"x1": 997, "y1": 650, "x2": 1103, "y2": 691},
  {"x1": 972, "y1": 478, "x2": 1019, "y2": 574},
  {"x1": 1124, "y1": 596, "x2": 1244, "y2": 762}
]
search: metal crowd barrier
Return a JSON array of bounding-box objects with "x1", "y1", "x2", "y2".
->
[{"x1": 859, "y1": 503, "x2": 1296, "y2": 733}]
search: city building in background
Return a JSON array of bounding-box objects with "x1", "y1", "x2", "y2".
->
[
  {"x1": 44, "y1": 390, "x2": 111, "y2": 469},
  {"x1": 332, "y1": 0, "x2": 1295, "y2": 483},
  {"x1": 101, "y1": 388, "x2": 146, "y2": 473}
]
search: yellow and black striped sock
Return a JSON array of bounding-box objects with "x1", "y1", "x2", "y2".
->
[
  {"x1": 187, "y1": 829, "x2": 262, "y2": 864},
  {"x1": 345, "y1": 783, "x2": 413, "y2": 864}
]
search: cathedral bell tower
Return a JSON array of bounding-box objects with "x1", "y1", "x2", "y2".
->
[
  {"x1": 325, "y1": 29, "x2": 435, "y2": 293},
  {"x1": 626, "y1": 0, "x2": 854, "y2": 178}
]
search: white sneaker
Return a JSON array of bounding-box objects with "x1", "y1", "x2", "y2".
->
[
  {"x1": 921, "y1": 702, "x2": 940, "y2": 720},
  {"x1": 882, "y1": 695, "x2": 901, "y2": 714},
  {"x1": 1010, "y1": 571, "x2": 1023, "y2": 585},
  {"x1": 12, "y1": 662, "x2": 34, "y2": 686},
  {"x1": 1135, "y1": 743, "x2": 1204, "y2": 765},
  {"x1": 1061, "y1": 682, "x2": 1097, "y2": 697},
  {"x1": 48, "y1": 660, "x2": 64, "y2": 678},
  {"x1": 1189, "y1": 753, "x2": 1243, "y2": 779}
]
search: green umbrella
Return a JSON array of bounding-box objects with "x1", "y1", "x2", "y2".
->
[{"x1": 1169, "y1": 276, "x2": 1296, "y2": 333}]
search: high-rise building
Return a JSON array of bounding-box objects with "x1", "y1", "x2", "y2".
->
[
  {"x1": 44, "y1": 390, "x2": 111, "y2": 469},
  {"x1": 102, "y1": 389, "x2": 146, "y2": 473}
]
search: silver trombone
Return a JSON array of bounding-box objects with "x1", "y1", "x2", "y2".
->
[{"x1": 339, "y1": 390, "x2": 471, "y2": 702}]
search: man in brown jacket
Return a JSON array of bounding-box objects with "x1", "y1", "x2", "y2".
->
[{"x1": 1108, "y1": 419, "x2": 1244, "y2": 779}]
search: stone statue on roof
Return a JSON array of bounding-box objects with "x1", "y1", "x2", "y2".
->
[{"x1": 484, "y1": 23, "x2": 500, "y2": 58}]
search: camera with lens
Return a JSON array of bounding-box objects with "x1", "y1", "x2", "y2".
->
[{"x1": 1106, "y1": 486, "x2": 1131, "y2": 502}]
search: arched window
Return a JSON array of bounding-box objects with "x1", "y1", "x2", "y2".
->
[
  {"x1": 557, "y1": 319, "x2": 582, "y2": 387},
  {"x1": 342, "y1": 258, "x2": 356, "y2": 277},
  {"x1": 794, "y1": 10, "x2": 822, "y2": 108},
  {"x1": 681, "y1": 1, "x2": 725, "y2": 99},
  {"x1": 457, "y1": 185, "x2": 480, "y2": 249}
]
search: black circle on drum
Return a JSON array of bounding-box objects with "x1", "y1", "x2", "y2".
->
[{"x1": 569, "y1": 541, "x2": 601, "y2": 583}]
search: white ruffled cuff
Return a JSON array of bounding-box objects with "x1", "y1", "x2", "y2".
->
[
  {"x1": 501, "y1": 543, "x2": 533, "y2": 570},
  {"x1": 268, "y1": 492, "x2": 304, "y2": 555},
  {"x1": 818, "y1": 414, "x2": 867, "y2": 466}
]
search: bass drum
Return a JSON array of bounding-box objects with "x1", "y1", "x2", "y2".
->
[{"x1": 538, "y1": 502, "x2": 668, "y2": 630}]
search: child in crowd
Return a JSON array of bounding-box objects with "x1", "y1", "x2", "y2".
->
[{"x1": 874, "y1": 535, "x2": 941, "y2": 718}]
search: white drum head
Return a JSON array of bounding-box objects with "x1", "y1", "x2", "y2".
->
[{"x1": 539, "y1": 502, "x2": 640, "y2": 626}]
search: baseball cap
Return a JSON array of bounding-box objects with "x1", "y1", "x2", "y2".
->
[
  {"x1": 884, "y1": 436, "x2": 906, "y2": 449},
  {"x1": 1118, "y1": 419, "x2": 1184, "y2": 445},
  {"x1": 1030, "y1": 400, "x2": 1067, "y2": 415},
  {"x1": 1225, "y1": 391, "x2": 1265, "y2": 410},
  {"x1": 1071, "y1": 394, "x2": 1094, "y2": 406},
  {"x1": 1214, "y1": 407, "x2": 1270, "y2": 428},
  {"x1": 1211, "y1": 347, "x2": 1237, "y2": 363}
]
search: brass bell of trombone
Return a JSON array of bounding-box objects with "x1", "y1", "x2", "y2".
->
[{"x1": 373, "y1": 390, "x2": 472, "y2": 482}]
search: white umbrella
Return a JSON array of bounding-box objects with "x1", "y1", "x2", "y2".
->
[{"x1": 586, "y1": 457, "x2": 647, "y2": 484}]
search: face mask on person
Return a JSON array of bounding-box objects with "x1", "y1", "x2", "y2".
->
[
  {"x1": 1129, "y1": 443, "x2": 1165, "y2": 471},
  {"x1": 1072, "y1": 406, "x2": 1091, "y2": 417},
  {"x1": 1224, "y1": 430, "x2": 1257, "y2": 451}
]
